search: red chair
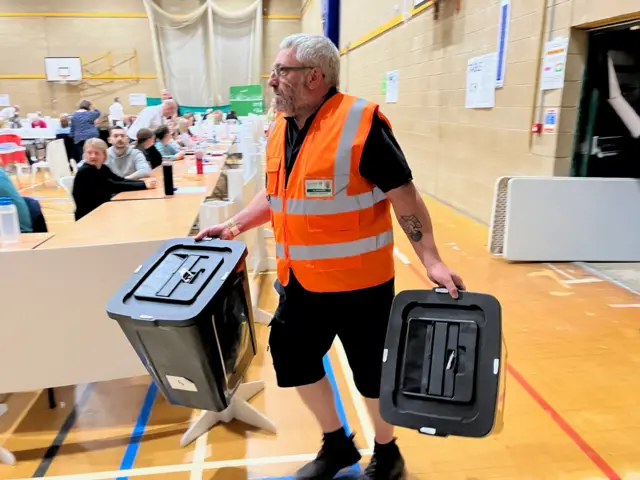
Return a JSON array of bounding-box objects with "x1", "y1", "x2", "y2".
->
[{"x1": 0, "y1": 132, "x2": 28, "y2": 166}]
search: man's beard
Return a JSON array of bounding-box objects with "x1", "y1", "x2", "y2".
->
[{"x1": 273, "y1": 93, "x2": 294, "y2": 116}]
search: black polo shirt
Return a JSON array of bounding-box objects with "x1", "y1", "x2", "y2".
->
[
  {"x1": 274, "y1": 88, "x2": 412, "y2": 298},
  {"x1": 283, "y1": 87, "x2": 412, "y2": 192}
]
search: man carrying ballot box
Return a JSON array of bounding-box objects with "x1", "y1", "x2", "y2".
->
[{"x1": 197, "y1": 33, "x2": 464, "y2": 480}]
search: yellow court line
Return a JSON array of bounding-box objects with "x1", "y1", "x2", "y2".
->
[
  {"x1": 340, "y1": 0, "x2": 434, "y2": 55},
  {"x1": 0, "y1": 12, "x2": 147, "y2": 18}
]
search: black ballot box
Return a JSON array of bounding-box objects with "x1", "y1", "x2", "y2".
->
[
  {"x1": 106, "y1": 238, "x2": 257, "y2": 413},
  {"x1": 380, "y1": 288, "x2": 505, "y2": 438}
]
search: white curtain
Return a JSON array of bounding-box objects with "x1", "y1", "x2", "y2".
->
[{"x1": 143, "y1": 0, "x2": 261, "y2": 107}]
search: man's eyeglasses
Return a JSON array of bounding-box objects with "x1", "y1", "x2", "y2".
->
[{"x1": 271, "y1": 65, "x2": 313, "y2": 77}]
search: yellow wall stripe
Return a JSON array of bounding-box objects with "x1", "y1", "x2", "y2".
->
[
  {"x1": 0, "y1": 74, "x2": 157, "y2": 80},
  {"x1": 0, "y1": 12, "x2": 147, "y2": 18},
  {"x1": 0, "y1": 12, "x2": 301, "y2": 20},
  {"x1": 265, "y1": 14, "x2": 301, "y2": 20},
  {"x1": 341, "y1": 1, "x2": 434, "y2": 55}
]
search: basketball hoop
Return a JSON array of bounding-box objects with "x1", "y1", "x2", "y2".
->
[{"x1": 57, "y1": 66, "x2": 70, "y2": 84}]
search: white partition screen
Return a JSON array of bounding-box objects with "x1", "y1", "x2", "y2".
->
[
  {"x1": 0, "y1": 241, "x2": 163, "y2": 393},
  {"x1": 488, "y1": 176, "x2": 640, "y2": 262}
]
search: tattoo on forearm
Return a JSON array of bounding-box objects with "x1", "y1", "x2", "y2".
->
[{"x1": 398, "y1": 214, "x2": 423, "y2": 242}]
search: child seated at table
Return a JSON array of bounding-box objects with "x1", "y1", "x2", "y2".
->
[
  {"x1": 135, "y1": 128, "x2": 162, "y2": 169},
  {"x1": 72, "y1": 138, "x2": 156, "y2": 221},
  {"x1": 154, "y1": 124, "x2": 185, "y2": 161}
]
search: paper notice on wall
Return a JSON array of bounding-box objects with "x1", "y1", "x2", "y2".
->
[
  {"x1": 465, "y1": 53, "x2": 497, "y2": 109},
  {"x1": 541, "y1": 38, "x2": 569, "y2": 90},
  {"x1": 0, "y1": 94, "x2": 9, "y2": 107},
  {"x1": 385, "y1": 70, "x2": 399, "y2": 103},
  {"x1": 129, "y1": 93, "x2": 148, "y2": 106},
  {"x1": 543, "y1": 108, "x2": 558, "y2": 133}
]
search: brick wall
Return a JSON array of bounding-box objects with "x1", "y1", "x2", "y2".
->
[{"x1": 302, "y1": 0, "x2": 639, "y2": 223}]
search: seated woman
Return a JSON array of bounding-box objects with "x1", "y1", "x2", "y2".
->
[
  {"x1": 154, "y1": 124, "x2": 185, "y2": 160},
  {"x1": 31, "y1": 112, "x2": 48, "y2": 129},
  {"x1": 0, "y1": 166, "x2": 33, "y2": 232},
  {"x1": 176, "y1": 117, "x2": 195, "y2": 148},
  {"x1": 72, "y1": 138, "x2": 156, "y2": 221},
  {"x1": 135, "y1": 128, "x2": 162, "y2": 169}
]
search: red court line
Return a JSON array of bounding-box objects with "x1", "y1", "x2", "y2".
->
[{"x1": 405, "y1": 262, "x2": 622, "y2": 480}]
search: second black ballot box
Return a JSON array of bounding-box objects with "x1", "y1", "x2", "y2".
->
[{"x1": 380, "y1": 288, "x2": 505, "y2": 438}]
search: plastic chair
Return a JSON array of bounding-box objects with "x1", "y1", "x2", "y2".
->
[
  {"x1": 58, "y1": 175, "x2": 75, "y2": 199},
  {"x1": 32, "y1": 139, "x2": 71, "y2": 184}
]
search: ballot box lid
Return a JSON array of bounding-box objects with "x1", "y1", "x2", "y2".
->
[
  {"x1": 106, "y1": 238, "x2": 248, "y2": 327},
  {"x1": 380, "y1": 288, "x2": 502, "y2": 438}
]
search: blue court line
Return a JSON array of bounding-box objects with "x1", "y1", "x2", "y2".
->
[
  {"x1": 33, "y1": 384, "x2": 94, "y2": 477},
  {"x1": 323, "y1": 354, "x2": 362, "y2": 476},
  {"x1": 116, "y1": 380, "x2": 158, "y2": 480}
]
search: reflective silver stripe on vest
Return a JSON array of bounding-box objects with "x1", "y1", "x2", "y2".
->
[
  {"x1": 275, "y1": 230, "x2": 393, "y2": 261},
  {"x1": 286, "y1": 187, "x2": 386, "y2": 215},
  {"x1": 268, "y1": 195, "x2": 283, "y2": 213},
  {"x1": 267, "y1": 97, "x2": 387, "y2": 216}
]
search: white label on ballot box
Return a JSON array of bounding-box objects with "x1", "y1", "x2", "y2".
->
[{"x1": 166, "y1": 375, "x2": 198, "y2": 392}]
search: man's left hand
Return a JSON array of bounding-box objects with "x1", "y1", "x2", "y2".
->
[{"x1": 426, "y1": 261, "x2": 465, "y2": 299}]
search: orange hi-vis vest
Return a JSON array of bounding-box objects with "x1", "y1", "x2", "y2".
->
[{"x1": 265, "y1": 92, "x2": 395, "y2": 293}]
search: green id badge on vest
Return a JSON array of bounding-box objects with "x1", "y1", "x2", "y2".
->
[{"x1": 305, "y1": 179, "x2": 333, "y2": 198}]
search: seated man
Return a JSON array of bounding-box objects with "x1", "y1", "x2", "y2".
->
[
  {"x1": 73, "y1": 138, "x2": 156, "y2": 220},
  {"x1": 154, "y1": 124, "x2": 185, "y2": 160},
  {"x1": 0, "y1": 166, "x2": 32, "y2": 232},
  {"x1": 105, "y1": 126, "x2": 152, "y2": 179}
]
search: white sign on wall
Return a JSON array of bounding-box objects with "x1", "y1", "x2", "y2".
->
[
  {"x1": 385, "y1": 70, "x2": 399, "y2": 104},
  {"x1": 0, "y1": 94, "x2": 10, "y2": 107},
  {"x1": 129, "y1": 94, "x2": 148, "y2": 106},
  {"x1": 541, "y1": 37, "x2": 569, "y2": 91},
  {"x1": 543, "y1": 108, "x2": 558, "y2": 133},
  {"x1": 465, "y1": 53, "x2": 498, "y2": 109}
]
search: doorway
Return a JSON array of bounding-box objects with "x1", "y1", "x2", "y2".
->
[{"x1": 572, "y1": 21, "x2": 640, "y2": 178}]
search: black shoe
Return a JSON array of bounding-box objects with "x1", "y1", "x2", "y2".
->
[
  {"x1": 295, "y1": 428, "x2": 362, "y2": 480},
  {"x1": 363, "y1": 439, "x2": 405, "y2": 480}
]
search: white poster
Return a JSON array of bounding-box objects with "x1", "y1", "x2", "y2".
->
[
  {"x1": 386, "y1": 70, "x2": 399, "y2": 104},
  {"x1": 495, "y1": 0, "x2": 511, "y2": 88},
  {"x1": 129, "y1": 93, "x2": 148, "y2": 106},
  {"x1": 0, "y1": 94, "x2": 10, "y2": 107},
  {"x1": 465, "y1": 53, "x2": 497, "y2": 109},
  {"x1": 543, "y1": 108, "x2": 558, "y2": 133},
  {"x1": 541, "y1": 37, "x2": 569, "y2": 91}
]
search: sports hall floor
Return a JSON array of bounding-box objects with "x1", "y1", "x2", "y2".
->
[{"x1": 1, "y1": 175, "x2": 639, "y2": 480}]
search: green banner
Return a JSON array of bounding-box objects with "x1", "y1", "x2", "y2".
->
[
  {"x1": 229, "y1": 85, "x2": 264, "y2": 116},
  {"x1": 229, "y1": 85, "x2": 263, "y2": 101},
  {"x1": 145, "y1": 97, "x2": 230, "y2": 115}
]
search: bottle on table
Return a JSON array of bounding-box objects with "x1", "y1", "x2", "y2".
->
[
  {"x1": 195, "y1": 148, "x2": 204, "y2": 175},
  {"x1": 0, "y1": 197, "x2": 20, "y2": 244},
  {"x1": 162, "y1": 157, "x2": 175, "y2": 196}
]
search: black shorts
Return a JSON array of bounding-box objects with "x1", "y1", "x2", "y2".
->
[{"x1": 268, "y1": 272, "x2": 395, "y2": 399}]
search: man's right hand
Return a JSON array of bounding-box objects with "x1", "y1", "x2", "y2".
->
[{"x1": 195, "y1": 224, "x2": 236, "y2": 241}]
